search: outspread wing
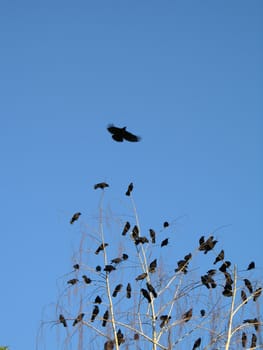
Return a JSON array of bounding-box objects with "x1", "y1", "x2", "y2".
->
[{"x1": 123, "y1": 129, "x2": 141, "y2": 142}]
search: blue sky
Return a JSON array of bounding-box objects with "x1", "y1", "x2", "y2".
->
[{"x1": 0, "y1": 1, "x2": 262, "y2": 349}]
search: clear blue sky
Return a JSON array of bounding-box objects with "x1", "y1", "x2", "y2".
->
[{"x1": 0, "y1": 1, "x2": 262, "y2": 349}]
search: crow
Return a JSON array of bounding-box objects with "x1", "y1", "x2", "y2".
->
[
  {"x1": 141, "y1": 288, "x2": 151, "y2": 303},
  {"x1": 70, "y1": 212, "x2": 81, "y2": 224},
  {"x1": 90, "y1": 305, "x2": 99, "y2": 322},
  {"x1": 241, "y1": 290, "x2": 248, "y2": 304},
  {"x1": 135, "y1": 236, "x2": 149, "y2": 245},
  {"x1": 219, "y1": 261, "x2": 231, "y2": 272},
  {"x1": 102, "y1": 310, "x2": 109, "y2": 327},
  {"x1": 131, "y1": 225, "x2": 139, "y2": 240},
  {"x1": 135, "y1": 272, "x2": 148, "y2": 281},
  {"x1": 182, "y1": 308, "x2": 192, "y2": 322},
  {"x1": 149, "y1": 229, "x2": 156, "y2": 243},
  {"x1": 94, "y1": 182, "x2": 109, "y2": 190},
  {"x1": 117, "y1": 329, "x2": 125, "y2": 345},
  {"x1": 126, "y1": 182, "x2": 133, "y2": 196},
  {"x1": 160, "y1": 315, "x2": 171, "y2": 328},
  {"x1": 111, "y1": 257, "x2": 122, "y2": 264},
  {"x1": 95, "y1": 243, "x2": 108, "y2": 255},
  {"x1": 247, "y1": 261, "x2": 255, "y2": 270},
  {"x1": 192, "y1": 337, "x2": 201, "y2": 350},
  {"x1": 112, "y1": 284, "x2": 123, "y2": 297},
  {"x1": 59, "y1": 314, "x2": 67, "y2": 327},
  {"x1": 94, "y1": 295, "x2": 102, "y2": 304},
  {"x1": 95, "y1": 265, "x2": 102, "y2": 272},
  {"x1": 251, "y1": 333, "x2": 257, "y2": 348},
  {"x1": 200, "y1": 309, "x2": 205, "y2": 317},
  {"x1": 122, "y1": 221, "x2": 131, "y2": 236},
  {"x1": 163, "y1": 221, "x2": 169, "y2": 228},
  {"x1": 82, "y1": 275, "x2": 92, "y2": 284},
  {"x1": 67, "y1": 278, "x2": 79, "y2": 285},
  {"x1": 243, "y1": 318, "x2": 259, "y2": 331},
  {"x1": 104, "y1": 265, "x2": 116, "y2": 273},
  {"x1": 201, "y1": 275, "x2": 211, "y2": 289},
  {"x1": 241, "y1": 332, "x2": 247, "y2": 348},
  {"x1": 134, "y1": 333, "x2": 139, "y2": 340},
  {"x1": 122, "y1": 253, "x2": 129, "y2": 260},
  {"x1": 161, "y1": 238, "x2": 169, "y2": 247},
  {"x1": 223, "y1": 271, "x2": 233, "y2": 285},
  {"x1": 126, "y1": 283, "x2": 132, "y2": 298},
  {"x1": 149, "y1": 259, "x2": 157, "y2": 273},
  {"x1": 104, "y1": 340, "x2": 114, "y2": 350},
  {"x1": 244, "y1": 279, "x2": 253, "y2": 293},
  {"x1": 107, "y1": 124, "x2": 141, "y2": 142},
  {"x1": 213, "y1": 250, "x2": 224, "y2": 264},
  {"x1": 253, "y1": 287, "x2": 262, "y2": 302},
  {"x1": 146, "y1": 282, "x2": 157, "y2": 298},
  {"x1": 73, "y1": 313, "x2": 84, "y2": 326}
]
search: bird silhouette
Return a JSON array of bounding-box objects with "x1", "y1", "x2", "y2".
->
[
  {"x1": 102, "y1": 310, "x2": 109, "y2": 327},
  {"x1": 82, "y1": 275, "x2": 92, "y2": 284},
  {"x1": 95, "y1": 243, "x2": 108, "y2": 255},
  {"x1": 192, "y1": 337, "x2": 201, "y2": 350},
  {"x1": 135, "y1": 272, "x2": 148, "y2": 281},
  {"x1": 94, "y1": 182, "x2": 109, "y2": 190},
  {"x1": 90, "y1": 305, "x2": 99, "y2": 322},
  {"x1": 161, "y1": 238, "x2": 169, "y2": 247},
  {"x1": 121, "y1": 221, "x2": 131, "y2": 236},
  {"x1": 70, "y1": 212, "x2": 81, "y2": 224},
  {"x1": 107, "y1": 124, "x2": 141, "y2": 142},
  {"x1": 117, "y1": 329, "x2": 125, "y2": 345},
  {"x1": 243, "y1": 318, "x2": 259, "y2": 331},
  {"x1": 253, "y1": 287, "x2": 262, "y2": 302},
  {"x1": 146, "y1": 282, "x2": 157, "y2": 298},
  {"x1": 111, "y1": 257, "x2": 122, "y2": 264},
  {"x1": 163, "y1": 221, "x2": 169, "y2": 228},
  {"x1": 141, "y1": 288, "x2": 151, "y2": 303},
  {"x1": 219, "y1": 261, "x2": 231, "y2": 272},
  {"x1": 59, "y1": 314, "x2": 67, "y2": 327},
  {"x1": 251, "y1": 333, "x2": 257, "y2": 348},
  {"x1": 244, "y1": 279, "x2": 253, "y2": 293},
  {"x1": 160, "y1": 315, "x2": 171, "y2": 328},
  {"x1": 247, "y1": 261, "x2": 255, "y2": 270},
  {"x1": 112, "y1": 284, "x2": 123, "y2": 297},
  {"x1": 149, "y1": 259, "x2": 157, "y2": 273},
  {"x1": 149, "y1": 229, "x2": 156, "y2": 243},
  {"x1": 94, "y1": 295, "x2": 102, "y2": 304},
  {"x1": 104, "y1": 265, "x2": 116, "y2": 273},
  {"x1": 200, "y1": 309, "x2": 205, "y2": 317},
  {"x1": 126, "y1": 182, "x2": 134, "y2": 196},
  {"x1": 213, "y1": 250, "x2": 224, "y2": 264},
  {"x1": 73, "y1": 313, "x2": 84, "y2": 326},
  {"x1": 241, "y1": 290, "x2": 248, "y2": 304},
  {"x1": 122, "y1": 253, "x2": 129, "y2": 260},
  {"x1": 131, "y1": 225, "x2": 139, "y2": 240},
  {"x1": 104, "y1": 340, "x2": 114, "y2": 350},
  {"x1": 182, "y1": 308, "x2": 193, "y2": 322},
  {"x1": 67, "y1": 278, "x2": 79, "y2": 285},
  {"x1": 241, "y1": 332, "x2": 247, "y2": 348},
  {"x1": 126, "y1": 283, "x2": 132, "y2": 298}
]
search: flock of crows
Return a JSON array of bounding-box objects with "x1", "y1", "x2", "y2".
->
[{"x1": 57, "y1": 126, "x2": 261, "y2": 349}]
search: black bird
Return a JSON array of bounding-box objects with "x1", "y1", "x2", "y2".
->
[
  {"x1": 135, "y1": 272, "x2": 148, "y2": 281},
  {"x1": 199, "y1": 236, "x2": 205, "y2": 246},
  {"x1": 175, "y1": 259, "x2": 189, "y2": 274},
  {"x1": 135, "y1": 236, "x2": 149, "y2": 245},
  {"x1": 244, "y1": 279, "x2": 253, "y2": 293},
  {"x1": 160, "y1": 315, "x2": 171, "y2": 328},
  {"x1": 90, "y1": 305, "x2": 99, "y2": 322},
  {"x1": 126, "y1": 283, "x2": 132, "y2": 298},
  {"x1": 70, "y1": 212, "x2": 81, "y2": 224},
  {"x1": 200, "y1": 309, "x2": 205, "y2": 317},
  {"x1": 94, "y1": 182, "x2": 109, "y2": 190},
  {"x1": 223, "y1": 271, "x2": 233, "y2": 285},
  {"x1": 207, "y1": 269, "x2": 217, "y2": 276},
  {"x1": 161, "y1": 238, "x2": 169, "y2": 247},
  {"x1": 117, "y1": 329, "x2": 125, "y2": 345},
  {"x1": 67, "y1": 278, "x2": 79, "y2": 285},
  {"x1": 107, "y1": 124, "x2": 141, "y2": 142},
  {"x1": 134, "y1": 333, "x2": 140, "y2": 341},
  {"x1": 94, "y1": 295, "x2": 102, "y2": 304},
  {"x1": 73, "y1": 313, "x2": 84, "y2": 326},
  {"x1": 251, "y1": 333, "x2": 257, "y2": 348},
  {"x1": 111, "y1": 257, "x2": 122, "y2": 264},
  {"x1": 222, "y1": 283, "x2": 233, "y2": 297},
  {"x1": 131, "y1": 225, "x2": 139, "y2": 240},
  {"x1": 213, "y1": 250, "x2": 224, "y2": 264},
  {"x1": 112, "y1": 284, "x2": 123, "y2": 297},
  {"x1": 163, "y1": 221, "x2": 169, "y2": 228},
  {"x1": 104, "y1": 340, "x2": 114, "y2": 350},
  {"x1": 82, "y1": 275, "x2": 92, "y2": 284},
  {"x1": 182, "y1": 308, "x2": 193, "y2": 322},
  {"x1": 102, "y1": 310, "x2": 109, "y2": 327},
  {"x1": 59, "y1": 314, "x2": 67, "y2": 327},
  {"x1": 192, "y1": 337, "x2": 201, "y2": 350},
  {"x1": 104, "y1": 265, "x2": 116, "y2": 273},
  {"x1": 241, "y1": 332, "x2": 247, "y2": 348},
  {"x1": 126, "y1": 182, "x2": 134, "y2": 196},
  {"x1": 243, "y1": 318, "x2": 259, "y2": 331},
  {"x1": 96, "y1": 265, "x2": 102, "y2": 272},
  {"x1": 149, "y1": 259, "x2": 157, "y2": 273},
  {"x1": 219, "y1": 261, "x2": 231, "y2": 272},
  {"x1": 73, "y1": 263, "x2": 80, "y2": 270},
  {"x1": 141, "y1": 288, "x2": 151, "y2": 303},
  {"x1": 149, "y1": 229, "x2": 156, "y2": 243},
  {"x1": 95, "y1": 243, "x2": 108, "y2": 255},
  {"x1": 201, "y1": 275, "x2": 211, "y2": 289},
  {"x1": 247, "y1": 261, "x2": 255, "y2": 270},
  {"x1": 122, "y1": 253, "x2": 129, "y2": 260},
  {"x1": 253, "y1": 287, "x2": 262, "y2": 302},
  {"x1": 122, "y1": 221, "x2": 131, "y2": 236},
  {"x1": 241, "y1": 290, "x2": 248, "y2": 304},
  {"x1": 146, "y1": 282, "x2": 157, "y2": 298}
]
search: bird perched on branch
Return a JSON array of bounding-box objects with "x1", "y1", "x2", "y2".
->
[
  {"x1": 59, "y1": 314, "x2": 67, "y2": 327},
  {"x1": 192, "y1": 337, "x2": 201, "y2": 350},
  {"x1": 112, "y1": 284, "x2": 123, "y2": 297},
  {"x1": 122, "y1": 221, "x2": 131, "y2": 236},
  {"x1": 244, "y1": 279, "x2": 253, "y2": 293},
  {"x1": 70, "y1": 212, "x2": 81, "y2": 224},
  {"x1": 213, "y1": 250, "x2": 224, "y2": 264},
  {"x1": 107, "y1": 124, "x2": 141, "y2": 142},
  {"x1": 67, "y1": 278, "x2": 79, "y2": 285},
  {"x1": 102, "y1": 310, "x2": 109, "y2": 327},
  {"x1": 141, "y1": 288, "x2": 151, "y2": 303},
  {"x1": 94, "y1": 182, "x2": 109, "y2": 190},
  {"x1": 73, "y1": 313, "x2": 84, "y2": 326},
  {"x1": 95, "y1": 243, "x2": 108, "y2": 255},
  {"x1": 247, "y1": 261, "x2": 255, "y2": 270},
  {"x1": 126, "y1": 182, "x2": 134, "y2": 196},
  {"x1": 90, "y1": 305, "x2": 99, "y2": 322}
]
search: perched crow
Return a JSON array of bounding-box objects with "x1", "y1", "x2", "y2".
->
[
  {"x1": 222, "y1": 283, "x2": 233, "y2": 297},
  {"x1": 146, "y1": 282, "x2": 157, "y2": 298},
  {"x1": 94, "y1": 295, "x2": 102, "y2": 304},
  {"x1": 251, "y1": 333, "x2": 257, "y2": 348},
  {"x1": 199, "y1": 236, "x2": 205, "y2": 246},
  {"x1": 149, "y1": 259, "x2": 157, "y2": 273},
  {"x1": 200, "y1": 309, "x2": 206, "y2": 317},
  {"x1": 135, "y1": 272, "x2": 148, "y2": 281},
  {"x1": 126, "y1": 283, "x2": 132, "y2": 298},
  {"x1": 241, "y1": 332, "x2": 247, "y2": 348},
  {"x1": 192, "y1": 337, "x2": 201, "y2": 350},
  {"x1": 247, "y1": 261, "x2": 255, "y2": 270},
  {"x1": 219, "y1": 261, "x2": 231, "y2": 272},
  {"x1": 122, "y1": 253, "x2": 129, "y2": 260},
  {"x1": 104, "y1": 340, "x2": 114, "y2": 350},
  {"x1": 243, "y1": 318, "x2": 259, "y2": 331},
  {"x1": 111, "y1": 257, "x2": 122, "y2": 264},
  {"x1": 149, "y1": 229, "x2": 156, "y2": 243},
  {"x1": 131, "y1": 225, "x2": 139, "y2": 240},
  {"x1": 160, "y1": 315, "x2": 171, "y2": 328},
  {"x1": 122, "y1": 221, "x2": 131, "y2": 236},
  {"x1": 82, "y1": 275, "x2": 92, "y2": 284},
  {"x1": 134, "y1": 333, "x2": 140, "y2": 340},
  {"x1": 117, "y1": 329, "x2": 125, "y2": 345},
  {"x1": 223, "y1": 272, "x2": 233, "y2": 285},
  {"x1": 161, "y1": 238, "x2": 169, "y2": 247},
  {"x1": 253, "y1": 287, "x2": 262, "y2": 302},
  {"x1": 95, "y1": 243, "x2": 108, "y2": 255},
  {"x1": 241, "y1": 290, "x2": 248, "y2": 304},
  {"x1": 104, "y1": 265, "x2": 116, "y2": 273},
  {"x1": 141, "y1": 288, "x2": 151, "y2": 303},
  {"x1": 67, "y1": 278, "x2": 79, "y2": 285},
  {"x1": 135, "y1": 236, "x2": 149, "y2": 245},
  {"x1": 244, "y1": 279, "x2": 253, "y2": 293},
  {"x1": 163, "y1": 221, "x2": 169, "y2": 228},
  {"x1": 207, "y1": 269, "x2": 217, "y2": 276},
  {"x1": 175, "y1": 256, "x2": 191, "y2": 274},
  {"x1": 70, "y1": 212, "x2": 81, "y2": 224},
  {"x1": 94, "y1": 182, "x2": 109, "y2": 190},
  {"x1": 59, "y1": 314, "x2": 67, "y2": 327},
  {"x1": 112, "y1": 284, "x2": 123, "y2": 297},
  {"x1": 90, "y1": 305, "x2": 99, "y2": 322},
  {"x1": 96, "y1": 265, "x2": 102, "y2": 272},
  {"x1": 102, "y1": 310, "x2": 109, "y2": 327},
  {"x1": 73, "y1": 263, "x2": 80, "y2": 270},
  {"x1": 126, "y1": 182, "x2": 133, "y2": 196},
  {"x1": 182, "y1": 308, "x2": 193, "y2": 322},
  {"x1": 107, "y1": 124, "x2": 141, "y2": 142},
  {"x1": 213, "y1": 250, "x2": 224, "y2": 264},
  {"x1": 201, "y1": 275, "x2": 211, "y2": 289},
  {"x1": 73, "y1": 313, "x2": 84, "y2": 326}
]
